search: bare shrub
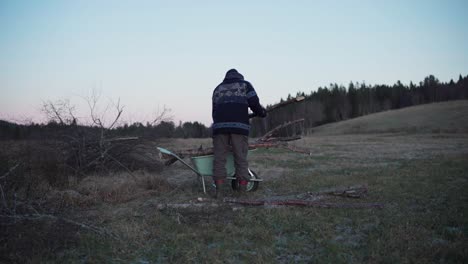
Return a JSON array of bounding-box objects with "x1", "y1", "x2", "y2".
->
[{"x1": 40, "y1": 93, "x2": 168, "y2": 177}]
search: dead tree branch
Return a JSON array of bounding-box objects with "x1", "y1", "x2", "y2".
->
[
  {"x1": 41, "y1": 99, "x2": 76, "y2": 125},
  {"x1": 108, "y1": 98, "x2": 124, "y2": 129},
  {"x1": 257, "y1": 118, "x2": 305, "y2": 142},
  {"x1": 266, "y1": 96, "x2": 305, "y2": 112},
  {"x1": 149, "y1": 105, "x2": 173, "y2": 126}
]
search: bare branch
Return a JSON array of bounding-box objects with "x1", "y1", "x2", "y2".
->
[
  {"x1": 41, "y1": 99, "x2": 76, "y2": 125},
  {"x1": 149, "y1": 105, "x2": 173, "y2": 126},
  {"x1": 108, "y1": 98, "x2": 124, "y2": 129},
  {"x1": 85, "y1": 89, "x2": 104, "y2": 128}
]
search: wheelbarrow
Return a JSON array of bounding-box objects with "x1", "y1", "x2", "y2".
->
[{"x1": 157, "y1": 147, "x2": 262, "y2": 194}]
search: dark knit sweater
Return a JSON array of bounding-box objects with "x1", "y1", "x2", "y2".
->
[{"x1": 212, "y1": 69, "x2": 264, "y2": 136}]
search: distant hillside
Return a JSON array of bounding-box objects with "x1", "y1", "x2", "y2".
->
[{"x1": 309, "y1": 100, "x2": 468, "y2": 135}]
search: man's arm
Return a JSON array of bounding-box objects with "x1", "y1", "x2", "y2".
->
[
  {"x1": 212, "y1": 89, "x2": 217, "y2": 121},
  {"x1": 246, "y1": 82, "x2": 266, "y2": 117}
]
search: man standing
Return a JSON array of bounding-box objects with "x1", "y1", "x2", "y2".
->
[{"x1": 212, "y1": 69, "x2": 266, "y2": 198}]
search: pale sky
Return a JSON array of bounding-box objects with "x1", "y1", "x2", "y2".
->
[{"x1": 1, "y1": 0, "x2": 467, "y2": 125}]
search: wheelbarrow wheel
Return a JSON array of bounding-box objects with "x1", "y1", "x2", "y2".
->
[{"x1": 231, "y1": 169, "x2": 259, "y2": 192}]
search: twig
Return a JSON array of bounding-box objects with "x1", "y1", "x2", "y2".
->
[
  {"x1": 0, "y1": 182, "x2": 9, "y2": 212},
  {"x1": 106, "y1": 154, "x2": 137, "y2": 180},
  {"x1": 0, "y1": 163, "x2": 21, "y2": 180}
]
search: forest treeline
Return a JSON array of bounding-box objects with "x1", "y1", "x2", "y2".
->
[
  {"x1": 1, "y1": 74, "x2": 467, "y2": 140},
  {"x1": 0, "y1": 120, "x2": 210, "y2": 140},
  {"x1": 251, "y1": 74, "x2": 468, "y2": 137}
]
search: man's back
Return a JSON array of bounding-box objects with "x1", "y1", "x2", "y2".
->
[{"x1": 212, "y1": 69, "x2": 264, "y2": 136}]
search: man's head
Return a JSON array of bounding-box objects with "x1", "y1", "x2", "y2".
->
[
  {"x1": 224, "y1": 68, "x2": 244, "y2": 80},
  {"x1": 226, "y1": 69, "x2": 238, "y2": 75}
]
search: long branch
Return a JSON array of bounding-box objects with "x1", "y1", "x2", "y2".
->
[
  {"x1": 266, "y1": 96, "x2": 305, "y2": 112},
  {"x1": 258, "y1": 118, "x2": 305, "y2": 142}
]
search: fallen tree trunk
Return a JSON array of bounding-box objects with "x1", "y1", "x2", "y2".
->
[
  {"x1": 224, "y1": 198, "x2": 384, "y2": 209},
  {"x1": 151, "y1": 199, "x2": 383, "y2": 210}
]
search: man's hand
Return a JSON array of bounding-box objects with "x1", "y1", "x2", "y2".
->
[
  {"x1": 248, "y1": 106, "x2": 267, "y2": 119},
  {"x1": 259, "y1": 106, "x2": 267, "y2": 118}
]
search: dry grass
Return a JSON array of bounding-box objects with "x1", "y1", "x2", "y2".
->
[{"x1": 2, "y1": 133, "x2": 467, "y2": 263}]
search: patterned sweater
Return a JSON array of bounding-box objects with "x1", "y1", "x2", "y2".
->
[{"x1": 212, "y1": 69, "x2": 265, "y2": 136}]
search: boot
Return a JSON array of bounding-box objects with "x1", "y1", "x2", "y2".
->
[
  {"x1": 214, "y1": 180, "x2": 225, "y2": 200},
  {"x1": 238, "y1": 180, "x2": 248, "y2": 193},
  {"x1": 238, "y1": 184, "x2": 248, "y2": 193}
]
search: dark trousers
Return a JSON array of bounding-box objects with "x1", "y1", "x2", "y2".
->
[{"x1": 213, "y1": 133, "x2": 248, "y2": 182}]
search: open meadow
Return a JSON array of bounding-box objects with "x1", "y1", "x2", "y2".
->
[{"x1": 1, "y1": 101, "x2": 468, "y2": 263}]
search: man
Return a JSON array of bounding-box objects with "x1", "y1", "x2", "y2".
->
[{"x1": 212, "y1": 69, "x2": 267, "y2": 198}]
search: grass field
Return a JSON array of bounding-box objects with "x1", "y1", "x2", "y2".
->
[
  {"x1": 1, "y1": 101, "x2": 468, "y2": 263},
  {"x1": 310, "y1": 100, "x2": 468, "y2": 135}
]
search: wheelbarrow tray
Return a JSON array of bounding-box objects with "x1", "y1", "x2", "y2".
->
[{"x1": 191, "y1": 153, "x2": 235, "y2": 176}]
